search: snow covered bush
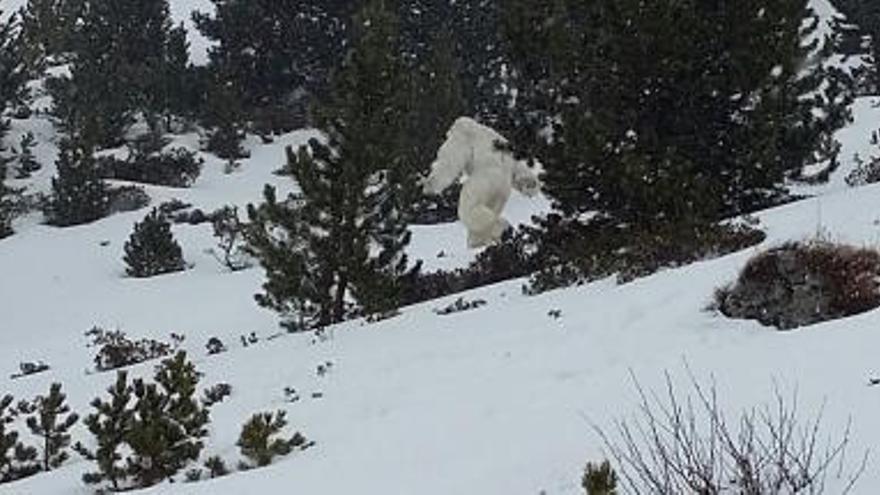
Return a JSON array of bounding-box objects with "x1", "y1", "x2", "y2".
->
[
  {"x1": 203, "y1": 455, "x2": 229, "y2": 479},
  {"x1": 715, "y1": 241, "x2": 880, "y2": 329},
  {"x1": 98, "y1": 147, "x2": 203, "y2": 188},
  {"x1": 107, "y1": 185, "x2": 150, "y2": 214},
  {"x1": 845, "y1": 133, "x2": 880, "y2": 187},
  {"x1": 85, "y1": 327, "x2": 174, "y2": 372},
  {"x1": 594, "y1": 374, "x2": 867, "y2": 493},
  {"x1": 203, "y1": 383, "x2": 232, "y2": 407},
  {"x1": 433, "y1": 297, "x2": 487, "y2": 316},
  {"x1": 236, "y1": 411, "x2": 310, "y2": 469},
  {"x1": 123, "y1": 208, "x2": 187, "y2": 278}
]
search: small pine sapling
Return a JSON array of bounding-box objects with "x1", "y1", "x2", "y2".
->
[
  {"x1": 236, "y1": 410, "x2": 308, "y2": 468},
  {"x1": 125, "y1": 352, "x2": 209, "y2": 487},
  {"x1": 203, "y1": 455, "x2": 229, "y2": 478},
  {"x1": 123, "y1": 208, "x2": 187, "y2": 278},
  {"x1": 209, "y1": 205, "x2": 252, "y2": 271},
  {"x1": 0, "y1": 394, "x2": 39, "y2": 483},
  {"x1": 75, "y1": 371, "x2": 134, "y2": 491},
  {"x1": 582, "y1": 460, "x2": 618, "y2": 495},
  {"x1": 25, "y1": 383, "x2": 79, "y2": 471}
]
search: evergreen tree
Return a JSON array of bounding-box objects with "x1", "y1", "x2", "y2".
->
[
  {"x1": 46, "y1": 138, "x2": 109, "y2": 227},
  {"x1": 397, "y1": 0, "x2": 509, "y2": 124},
  {"x1": 247, "y1": 0, "x2": 417, "y2": 329},
  {"x1": 0, "y1": 394, "x2": 39, "y2": 483},
  {"x1": 193, "y1": 0, "x2": 355, "y2": 133},
  {"x1": 0, "y1": 9, "x2": 27, "y2": 140},
  {"x1": 25, "y1": 383, "x2": 79, "y2": 471},
  {"x1": 123, "y1": 208, "x2": 187, "y2": 278},
  {"x1": 399, "y1": 23, "x2": 467, "y2": 224},
  {"x1": 76, "y1": 371, "x2": 133, "y2": 491},
  {"x1": 502, "y1": 0, "x2": 850, "y2": 228},
  {"x1": 52, "y1": 0, "x2": 184, "y2": 146},
  {"x1": 0, "y1": 159, "x2": 19, "y2": 239},
  {"x1": 236, "y1": 411, "x2": 297, "y2": 468},
  {"x1": 831, "y1": 0, "x2": 880, "y2": 93},
  {"x1": 125, "y1": 352, "x2": 209, "y2": 487},
  {"x1": 18, "y1": 0, "x2": 83, "y2": 72},
  {"x1": 202, "y1": 67, "x2": 248, "y2": 160}
]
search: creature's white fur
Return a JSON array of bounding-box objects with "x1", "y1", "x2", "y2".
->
[{"x1": 422, "y1": 117, "x2": 540, "y2": 248}]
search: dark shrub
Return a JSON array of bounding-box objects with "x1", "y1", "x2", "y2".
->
[
  {"x1": 85, "y1": 327, "x2": 175, "y2": 372},
  {"x1": 845, "y1": 129, "x2": 880, "y2": 187},
  {"x1": 107, "y1": 185, "x2": 150, "y2": 214},
  {"x1": 236, "y1": 411, "x2": 309, "y2": 469},
  {"x1": 98, "y1": 148, "x2": 202, "y2": 188},
  {"x1": 526, "y1": 216, "x2": 766, "y2": 294},
  {"x1": 402, "y1": 226, "x2": 540, "y2": 305},
  {"x1": 582, "y1": 460, "x2": 618, "y2": 495},
  {"x1": 203, "y1": 383, "x2": 232, "y2": 407},
  {"x1": 123, "y1": 208, "x2": 187, "y2": 278},
  {"x1": 716, "y1": 241, "x2": 880, "y2": 329},
  {"x1": 433, "y1": 297, "x2": 487, "y2": 316},
  {"x1": 845, "y1": 154, "x2": 880, "y2": 187}
]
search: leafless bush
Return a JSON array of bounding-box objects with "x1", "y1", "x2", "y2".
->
[{"x1": 593, "y1": 372, "x2": 868, "y2": 494}]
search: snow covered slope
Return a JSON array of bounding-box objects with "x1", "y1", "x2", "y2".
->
[
  {"x1": 3, "y1": 103, "x2": 880, "y2": 494},
  {"x1": 2, "y1": 1, "x2": 880, "y2": 494}
]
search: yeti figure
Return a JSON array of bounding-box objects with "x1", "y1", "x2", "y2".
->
[{"x1": 422, "y1": 117, "x2": 540, "y2": 248}]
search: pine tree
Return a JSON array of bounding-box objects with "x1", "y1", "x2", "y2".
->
[
  {"x1": 247, "y1": 0, "x2": 417, "y2": 328},
  {"x1": 123, "y1": 208, "x2": 187, "y2": 278},
  {"x1": 502, "y1": 0, "x2": 850, "y2": 228},
  {"x1": 25, "y1": 383, "x2": 79, "y2": 471},
  {"x1": 193, "y1": 0, "x2": 355, "y2": 132},
  {"x1": 18, "y1": 0, "x2": 83, "y2": 72},
  {"x1": 0, "y1": 159, "x2": 19, "y2": 239},
  {"x1": 46, "y1": 138, "x2": 109, "y2": 227},
  {"x1": 402, "y1": 24, "x2": 466, "y2": 224},
  {"x1": 125, "y1": 352, "x2": 209, "y2": 487},
  {"x1": 52, "y1": 0, "x2": 182, "y2": 146},
  {"x1": 0, "y1": 9, "x2": 27, "y2": 139},
  {"x1": 0, "y1": 394, "x2": 39, "y2": 483},
  {"x1": 76, "y1": 371, "x2": 134, "y2": 491},
  {"x1": 236, "y1": 411, "x2": 296, "y2": 468}
]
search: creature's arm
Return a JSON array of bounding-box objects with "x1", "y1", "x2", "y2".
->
[
  {"x1": 511, "y1": 160, "x2": 541, "y2": 197},
  {"x1": 422, "y1": 136, "x2": 471, "y2": 195}
]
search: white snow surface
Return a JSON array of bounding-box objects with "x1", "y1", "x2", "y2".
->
[
  {"x1": 3, "y1": 1, "x2": 880, "y2": 494},
  {"x1": 3, "y1": 104, "x2": 880, "y2": 494}
]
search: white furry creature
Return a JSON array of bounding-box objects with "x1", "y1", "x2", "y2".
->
[{"x1": 422, "y1": 117, "x2": 540, "y2": 249}]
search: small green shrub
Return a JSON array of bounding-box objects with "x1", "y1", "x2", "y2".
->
[
  {"x1": 236, "y1": 411, "x2": 309, "y2": 468},
  {"x1": 582, "y1": 460, "x2": 618, "y2": 495},
  {"x1": 123, "y1": 208, "x2": 187, "y2": 278}
]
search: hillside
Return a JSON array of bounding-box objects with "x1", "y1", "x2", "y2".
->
[{"x1": 2, "y1": 0, "x2": 880, "y2": 494}]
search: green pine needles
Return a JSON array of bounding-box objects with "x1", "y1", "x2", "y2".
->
[{"x1": 124, "y1": 208, "x2": 187, "y2": 278}]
